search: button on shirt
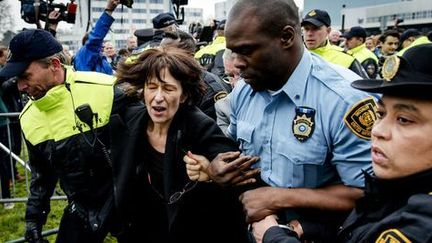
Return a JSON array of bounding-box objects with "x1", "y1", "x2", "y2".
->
[{"x1": 227, "y1": 50, "x2": 374, "y2": 189}]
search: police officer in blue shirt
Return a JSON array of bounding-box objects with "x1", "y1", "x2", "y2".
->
[
  {"x1": 255, "y1": 42, "x2": 432, "y2": 243},
  {"x1": 184, "y1": 0, "x2": 376, "y2": 241}
]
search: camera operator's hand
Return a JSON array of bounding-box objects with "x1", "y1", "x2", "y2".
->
[
  {"x1": 25, "y1": 221, "x2": 48, "y2": 243},
  {"x1": 105, "y1": 0, "x2": 121, "y2": 15},
  {"x1": 48, "y1": 10, "x2": 61, "y2": 25},
  {"x1": 44, "y1": 10, "x2": 61, "y2": 37}
]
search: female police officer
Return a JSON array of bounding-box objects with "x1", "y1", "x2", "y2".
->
[{"x1": 253, "y1": 43, "x2": 432, "y2": 243}]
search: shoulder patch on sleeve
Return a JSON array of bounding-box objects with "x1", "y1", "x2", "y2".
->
[
  {"x1": 344, "y1": 97, "x2": 377, "y2": 140},
  {"x1": 375, "y1": 229, "x2": 412, "y2": 243},
  {"x1": 214, "y1": 91, "x2": 228, "y2": 102}
]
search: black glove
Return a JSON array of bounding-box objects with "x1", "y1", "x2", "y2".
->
[{"x1": 24, "y1": 221, "x2": 47, "y2": 243}]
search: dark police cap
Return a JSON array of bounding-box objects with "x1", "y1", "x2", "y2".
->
[
  {"x1": 400, "y1": 28, "x2": 421, "y2": 43},
  {"x1": 342, "y1": 26, "x2": 367, "y2": 39},
  {"x1": 134, "y1": 28, "x2": 154, "y2": 41},
  {"x1": 352, "y1": 43, "x2": 432, "y2": 97},
  {"x1": 216, "y1": 19, "x2": 226, "y2": 30},
  {"x1": 152, "y1": 12, "x2": 177, "y2": 29},
  {"x1": 0, "y1": 29, "x2": 62, "y2": 79},
  {"x1": 301, "y1": 9, "x2": 331, "y2": 27}
]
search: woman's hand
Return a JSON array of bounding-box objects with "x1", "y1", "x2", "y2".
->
[
  {"x1": 184, "y1": 151, "x2": 211, "y2": 182},
  {"x1": 252, "y1": 215, "x2": 279, "y2": 243}
]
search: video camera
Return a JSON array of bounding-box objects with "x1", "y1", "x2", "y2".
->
[
  {"x1": 120, "y1": 0, "x2": 134, "y2": 8},
  {"x1": 20, "y1": 0, "x2": 77, "y2": 25}
]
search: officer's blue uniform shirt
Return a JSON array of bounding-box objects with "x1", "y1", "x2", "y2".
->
[{"x1": 228, "y1": 49, "x2": 375, "y2": 189}]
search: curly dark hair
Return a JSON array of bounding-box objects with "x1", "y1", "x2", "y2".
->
[{"x1": 116, "y1": 47, "x2": 205, "y2": 106}]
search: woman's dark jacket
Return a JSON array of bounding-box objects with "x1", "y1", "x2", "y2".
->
[{"x1": 109, "y1": 101, "x2": 249, "y2": 243}]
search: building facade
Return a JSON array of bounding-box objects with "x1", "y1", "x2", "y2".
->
[
  {"x1": 303, "y1": 0, "x2": 398, "y2": 29},
  {"x1": 342, "y1": 0, "x2": 432, "y2": 34}
]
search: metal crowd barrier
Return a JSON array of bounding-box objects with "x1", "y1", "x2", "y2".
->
[
  {"x1": 0, "y1": 112, "x2": 64, "y2": 242},
  {"x1": 5, "y1": 228, "x2": 59, "y2": 243}
]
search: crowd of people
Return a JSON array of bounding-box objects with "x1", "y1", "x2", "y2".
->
[{"x1": 1, "y1": 0, "x2": 432, "y2": 242}]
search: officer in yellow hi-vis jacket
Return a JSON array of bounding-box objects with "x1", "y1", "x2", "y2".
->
[
  {"x1": 301, "y1": 9, "x2": 369, "y2": 79},
  {"x1": 0, "y1": 29, "x2": 127, "y2": 243}
]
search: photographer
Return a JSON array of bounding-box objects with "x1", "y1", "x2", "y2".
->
[{"x1": 73, "y1": 0, "x2": 120, "y2": 75}]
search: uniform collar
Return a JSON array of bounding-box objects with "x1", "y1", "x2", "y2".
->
[
  {"x1": 279, "y1": 49, "x2": 311, "y2": 106},
  {"x1": 350, "y1": 43, "x2": 365, "y2": 54},
  {"x1": 310, "y1": 39, "x2": 332, "y2": 56},
  {"x1": 32, "y1": 68, "x2": 72, "y2": 111},
  {"x1": 364, "y1": 168, "x2": 432, "y2": 199},
  {"x1": 212, "y1": 36, "x2": 226, "y2": 44}
]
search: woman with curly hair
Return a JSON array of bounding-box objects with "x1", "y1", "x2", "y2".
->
[{"x1": 111, "y1": 47, "x2": 256, "y2": 243}]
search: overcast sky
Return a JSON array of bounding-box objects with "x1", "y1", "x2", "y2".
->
[{"x1": 7, "y1": 0, "x2": 304, "y2": 31}]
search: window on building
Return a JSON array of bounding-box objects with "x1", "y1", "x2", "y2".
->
[
  {"x1": 132, "y1": 9, "x2": 147, "y2": 13},
  {"x1": 149, "y1": 0, "x2": 163, "y2": 3},
  {"x1": 114, "y1": 29, "x2": 129, "y2": 34},
  {"x1": 150, "y1": 9, "x2": 163, "y2": 14},
  {"x1": 92, "y1": 7, "x2": 105, "y2": 12},
  {"x1": 132, "y1": 19, "x2": 147, "y2": 24}
]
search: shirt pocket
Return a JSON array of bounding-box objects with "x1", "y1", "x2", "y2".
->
[
  {"x1": 236, "y1": 120, "x2": 255, "y2": 153},
  {"x1": 274, "y1": 141, "x2": 329, "y2": 188}
]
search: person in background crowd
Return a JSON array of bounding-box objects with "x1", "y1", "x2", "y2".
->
[
  {"x1": 377, "y1": 30, "x2": 400, "y2": 68},
  {"x1": 126, "y1": 12, "x2": 178, "y2": 64},
  {"x1": 126, "y1": 36, "x2": 137, "y2": 53},
  {"x1": 301, "y1": 9, "x2": 369, "y2": 78},
  {"x1": 145, "y1": 12, "x2": 178, "y2": 49},
  {"x1": 0, "y1": 47, "x2": 25, "y2": 187},
  {"x1": 365, "y1": 36, "x2": 376, "y2": 51},
  {"x1": 0, "y1": 46, "x2": 14, "y2": 210},
  {"x1": 194, "y1": 22, "x2": 203, "y2": 41},
  {"x1": 159, "y1": 30, "x2": 230, "y2": 120},
  {"x1": 398, "y1": 28, "x2": 431, "y2": 56},
  {"x1": 0, "y1": 46, "x2": 7, "y2": 68},
  {"x1": 195, "y1": 20, "x2": 227, "y2": 77},
  {"x1": 185, "y1": 0, "x2": 376, "y2": 242},
  {"x1": 343, "y1": 26, "x2": 379, "y2": 78},
  {"x1": 61, "y1": 44, "x2": 73, "y2": 65},
  {"x1": 134, "y1": 28, "x2": 154, "y2": 46},
  {"x1": 427, "y1": 31, "x2": 432, "y2": 42},
  {"x1": 112, "y1": 47, "x2": 254, "y2": 243},
  {"x1": 103, "y1": 41, "x2": 119, "y2": 70},
  {"x1": 0, "y1": 29, "x2": 124, "y2": 243},
  {"x1": 215, "y1": 48, "x2": 240, "y2": 135},
  {"x1": 329, "y1": 29, "x2": 342, "y2": 46},
  {"x1": 73, "y1": 0, "x2": 120, "y2": 75}
]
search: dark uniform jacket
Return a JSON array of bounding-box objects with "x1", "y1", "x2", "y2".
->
[
  {"x1": 199, "y1": 71, "x2": 231, "y2": 120},
  {"x1": 262, "y1": 169, "x2": 432, "y2": 243},
  {"x1": 338, "y1": 170, "x2": 432, "y2": 242},
  {"x1": 109, "y1": 102, "x2": 249, "y2": 243}
]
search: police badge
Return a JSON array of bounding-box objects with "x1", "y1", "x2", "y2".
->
[
  {"x1": 293, "y1": 107, "x2": 315, "y2": 142},
  {"x1": 344, "y1": 97, "x2": 377, "y2": 140},
  {"x1": 308, "y1": 10, "x2": 317, "y2": 16},
  {"x1": 382, "y1": 55, "x2": 400, "y2": 81}
]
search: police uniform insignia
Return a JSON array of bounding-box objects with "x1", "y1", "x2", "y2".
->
[
  {"x1": 213, "y1": 91, "x2": 227, "y2": 102},
  {"x1": 293, "y1": 107, "x2": 315, "y2": 142},
  {"x1": 308, "y1": 10, "x2": 316, "y2": 16},
  {"x1": 344, "y1": 97, "x2": 377, "y2": 140},
  {"x1": 376, "y1": 229, "x2": 412, "y2": 243},
  {"x1": 382, "y1": 55, "x2": 400, "y2": 81}
]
